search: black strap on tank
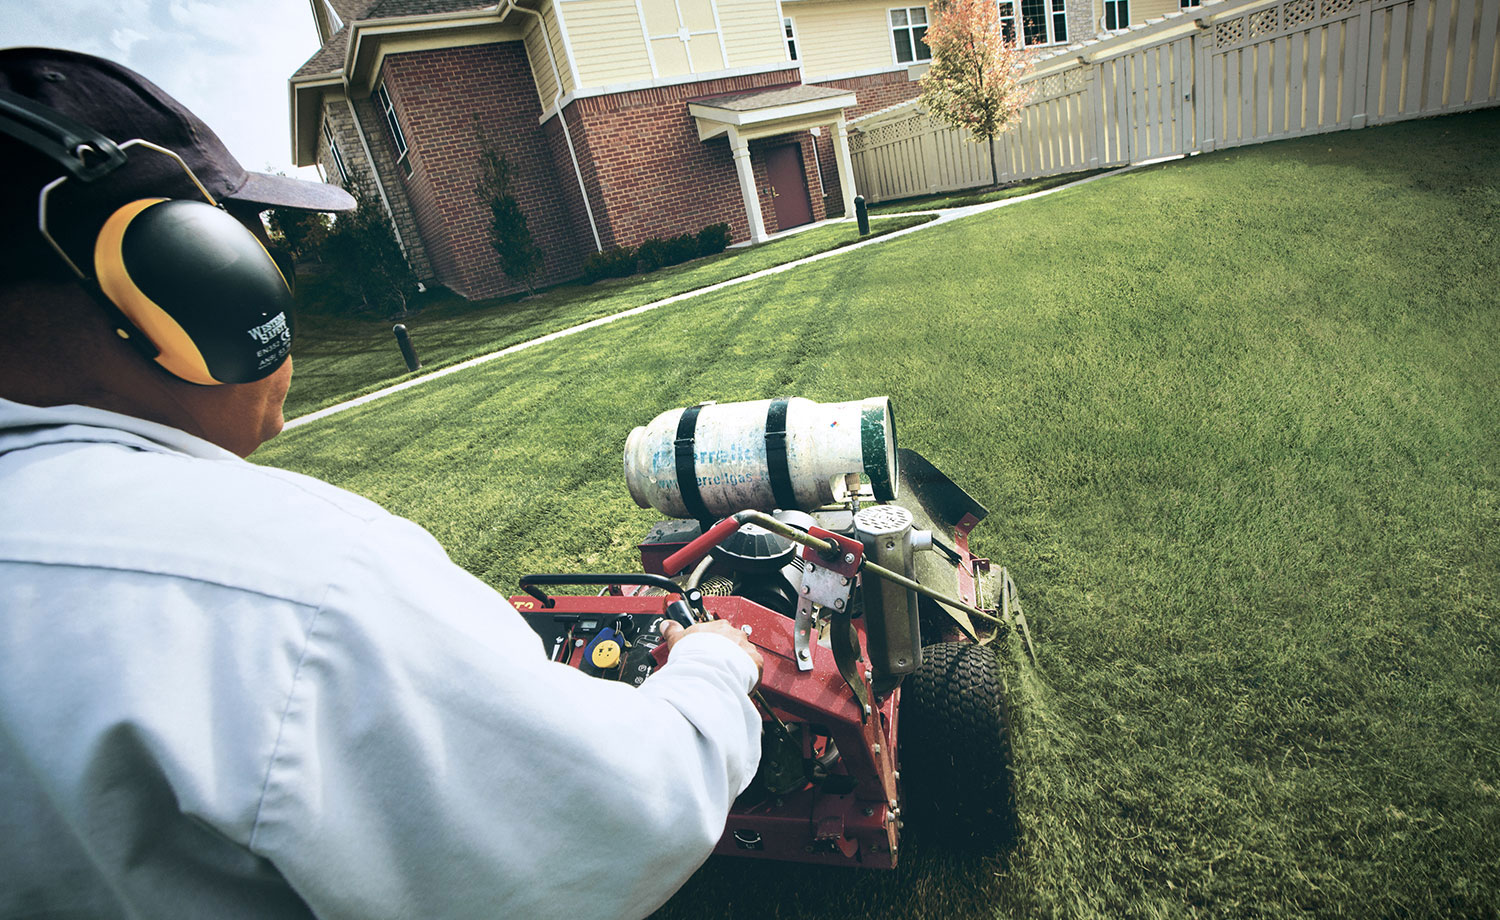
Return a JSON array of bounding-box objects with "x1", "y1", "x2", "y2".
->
[
  {"x1": 764, "y1": 398, "x2": 797, "y2": 511},
  {"x1": 674, "y1": 405, "x2": 713, "y2": 523}
]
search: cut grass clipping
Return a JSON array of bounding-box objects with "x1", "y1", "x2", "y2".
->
[
  {"x1": 285, "y1": 215, "x2": 931, "y2": 420},
  {"x1": 257, "y1": 109, "x2": 1500, "y2": 919}
]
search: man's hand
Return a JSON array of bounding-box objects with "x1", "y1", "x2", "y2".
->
[{"x1": 660, "y1": 619, "x2": 764, "y2": 685}]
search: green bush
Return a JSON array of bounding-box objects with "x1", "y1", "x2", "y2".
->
[
  {"x1": 584, "y1": 223, "x2": 731, "y2": 283},
  {"x1": 581, "y1": 246, "x2": 637, "y2": 283},
  {"x1": 662, "y1": 232, "x2": 700, "y2": 266},
  {"x1": 696, "y1": 223, "x2": 731, "y2": 256},
  {"x1": 475, "y1": 131, "x2": 544, "y2": 293},
  {"x1": 317, "y1": 170, "x2": 419, "y2": 316},
  {"x1": 634, "y1": 237, "x2": 670, "y2": 273}
]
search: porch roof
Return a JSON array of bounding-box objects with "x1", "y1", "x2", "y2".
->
[{"x1": 688, "y1": 84, "x2": 858, "y2": 141}]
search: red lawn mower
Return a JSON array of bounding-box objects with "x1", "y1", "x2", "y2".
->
[{"x1": 512, "y1": 397, "x2": 1032, "y2": 868}]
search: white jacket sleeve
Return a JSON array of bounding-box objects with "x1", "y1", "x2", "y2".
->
[{"x1": 247, "y1": 513, "x2": 762, "y2": 920}]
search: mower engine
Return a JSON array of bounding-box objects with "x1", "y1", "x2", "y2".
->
[{"x1": 511, "y1": 397, "x2": 1021, "y2": 868}]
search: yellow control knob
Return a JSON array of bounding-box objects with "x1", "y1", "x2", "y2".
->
[{"x1": 591, "y1": 640, "x2": 622, "y2": 669}]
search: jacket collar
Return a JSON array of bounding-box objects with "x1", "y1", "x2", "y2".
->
[{"x1": 0, "y1": 397, "x2": 239, "y2": 462}]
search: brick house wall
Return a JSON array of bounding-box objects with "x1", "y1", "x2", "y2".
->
[
  {"x1": 561, "y1": 67, "x2": 826, "y2": 250},
  {"x1": 312, "y1": 56, "x2": 893, "y2": 297},
  {"x1": 378, "y1": 43, "x2": 582, "y2": 299}
]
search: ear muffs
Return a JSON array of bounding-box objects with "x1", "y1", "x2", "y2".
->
[
  {"x1": 0, "y1": 89, "x2": 294, "y2": 386},
  {"x1": 94, "y1": 198, "x2": 293, "y2": 385}
]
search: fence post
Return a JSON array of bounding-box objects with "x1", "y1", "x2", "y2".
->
[
  {"x1": 1196, "y1": 25, "x2": 1217, "y2": 152},
  {"x1": 919, "y1": 117, "x2": 944, "y2": 192}
]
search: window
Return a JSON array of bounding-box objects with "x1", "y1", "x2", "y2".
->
[
  {"x1": 889, "y1": 7, "x2": 931, "y2": 64},
  {"x1": 784, "y1": 17, "x2": 799, "y2": 61},
  {"x1": 323, "y1": 121, "x2": 350, "y2": 186},
  {"x1": 1180, "y1": 0, "x2": 1201, "y2": 7},
  {"x1": 1004, "y1": 0, "x2": 1067, "y2": 46},
  {"x1": 1104, "y1": 0, "x2": 1128, "y2": 29},
  {"x1": 372, "y1": 80, "x2": 409, "y2": 168}
]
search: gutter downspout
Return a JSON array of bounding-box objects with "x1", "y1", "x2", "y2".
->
[
  {"x1": 341, "y1": 80, "x2": 410, "y2": 261},
  {"x1": 501, "y1": 0, "x2": 602, "y2": 252}
]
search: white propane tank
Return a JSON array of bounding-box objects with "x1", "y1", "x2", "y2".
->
[{"x1": 624, "y1": 397, "x2": 897, "y2": 520}]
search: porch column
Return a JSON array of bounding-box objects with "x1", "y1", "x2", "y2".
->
[
  {"x1": 727, "y1": 126, "x2": 767, "y2": 245},
  {"x1": 832, "y1": 114, "x2": 858, "y2": 220}
]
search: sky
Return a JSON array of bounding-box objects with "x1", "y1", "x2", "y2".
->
[{"x1": 3, "y1": 0, "x2": 326, "y2": 179}]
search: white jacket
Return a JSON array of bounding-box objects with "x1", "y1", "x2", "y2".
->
[{"x1": 0, "y1": 398, "x2": 760, "y2": 920}]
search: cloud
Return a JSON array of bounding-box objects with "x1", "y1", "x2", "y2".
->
[
  {"x1": 4, "y1": 0, "x2": 323, "y2": 178},
  {"x1": 109, "y1": 28, "x2": 151, "y2": 54}
]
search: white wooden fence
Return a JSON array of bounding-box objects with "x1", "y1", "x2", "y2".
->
[{"x1": 848, "y1": 0, "x2": 1500, "y2": 201}]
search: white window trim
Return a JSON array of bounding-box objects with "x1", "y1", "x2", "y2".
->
[
  {"x1": 783, "y1": 15, "x2": 799, "y2": 61},
  {"x1": 887, "y1": 5, "x2": 932, "y2": 65},
  {"x1": 323, "y1": 121, "x2": 350, "y2": 185},
  {"x1": 372, "y1": 80, "x2": 409, "y2": 163},
  {"x1": 1102, "y1": 0, "x2": 1128, "y2": 30},
  {"x1": 999, "y1": 0, "x2": 1069, "y2": 48}
]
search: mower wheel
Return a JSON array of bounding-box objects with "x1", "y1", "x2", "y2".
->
[{"x1": 899, "y1": 642, "x2": 1014, "y2": 845}]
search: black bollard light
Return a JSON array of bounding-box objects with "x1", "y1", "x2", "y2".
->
[
  {"x1": 854, "y1": 195, "x2": 870, "y2": 236},
  {"x1": 393, "y1": 323, "x2": 421, "y2": 372}
]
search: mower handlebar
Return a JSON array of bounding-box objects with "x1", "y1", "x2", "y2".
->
[
  {"x1": 661, "y1": 510, "x2": 845, "y2": 577},
  {"x1": 661, "y1": 516, "x2": 745, "y2": 576}
]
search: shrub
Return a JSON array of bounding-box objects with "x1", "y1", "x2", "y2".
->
[
  {"x1": 696, "y1": 223, "x2": 731, "y2": 256},
  {"x1": 582, "y1": 223, "x2": 729, "y2": 284},
  {"x1": 662, "y1": 232, "x2": 700, "y2": 267},
  {"x1": 318, "y1": 169, "x2": 420, "y2": 316},
  {"x1": 635, "y1": 237, "x2": 671, "y2": 273},
  {"x1": 475, "y1": 129, "x2": 543, "y2": 293},
  {"x1": 582, "y1": 246, "x2": 637, "y2": 283}
]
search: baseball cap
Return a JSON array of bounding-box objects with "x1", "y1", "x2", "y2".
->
[{"x1": 0, "y1": 46, "x2": 354, "y2": 266}]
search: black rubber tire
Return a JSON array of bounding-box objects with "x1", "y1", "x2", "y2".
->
[{"x1": 898, "y1": 641, "x2": 1015, "y2": 845}]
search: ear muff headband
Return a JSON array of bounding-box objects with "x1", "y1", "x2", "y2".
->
[{"x1": 96, "y1": 198, "x2": 294, "y2": 385}]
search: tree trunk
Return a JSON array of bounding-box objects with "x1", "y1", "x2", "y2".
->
[{"x1": 988, "y1": 135, "x2": 998, "y2": 187}]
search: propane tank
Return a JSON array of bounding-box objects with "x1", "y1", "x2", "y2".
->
[{"x1": 624, "y1": 397, "x2": 897, "y2": 519}]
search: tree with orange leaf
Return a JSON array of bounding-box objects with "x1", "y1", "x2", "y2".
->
[{"x1": 918, "y1": 0, "x2": 1033, "y2": 186}]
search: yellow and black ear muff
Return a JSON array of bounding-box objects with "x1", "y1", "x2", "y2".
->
[
  {"x1": 94, "y1": 197, "x2": 294, "y2": 385},
  {"x1": 0, "y1": 90, "x2": 293, "y2": 386}
]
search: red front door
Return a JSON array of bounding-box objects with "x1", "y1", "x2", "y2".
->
[{"x1": 765, "y1": 143, "x2": 813, "y2": 231}]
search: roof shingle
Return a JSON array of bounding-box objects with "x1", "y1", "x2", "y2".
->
[{"x1": 292, "y1": 0, "x2": 498, "y2": 80}]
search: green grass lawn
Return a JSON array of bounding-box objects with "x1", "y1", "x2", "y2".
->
[
  {"x1": 255, "y1": 108, "x2": 1500, "y2": 918},
  {"x1": 866, "y1": 167, "x2": 1113, "y2": 215},
  {"x1": 283, "y1": 214, "x2": 931, "y2": 419}
]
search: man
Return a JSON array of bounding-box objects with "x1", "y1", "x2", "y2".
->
[{"x1": 0, "y1": 47, "x2": 763, "y2": 919}]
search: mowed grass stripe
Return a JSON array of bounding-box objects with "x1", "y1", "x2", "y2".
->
[
  {"x1": 283, "y1": 215, "x2": 932, "y2": 420},
  {"x1": 255, "y1": 108, "x2": 1500, "y2": 919}
]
